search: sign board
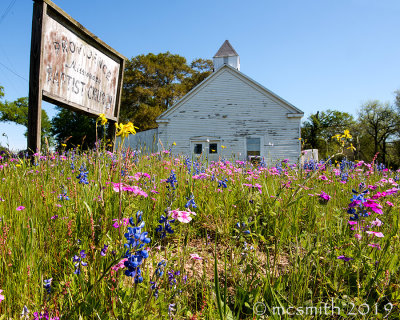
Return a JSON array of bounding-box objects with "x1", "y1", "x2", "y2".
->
[{"x1": 28, "y1": 0, "x2": 126, "y2": 152}]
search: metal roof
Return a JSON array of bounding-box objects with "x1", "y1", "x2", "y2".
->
[{"x1": 213, "y1": 40, "x2": 239, "y2": 57}]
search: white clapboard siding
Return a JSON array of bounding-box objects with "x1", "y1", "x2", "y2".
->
[{"x1": 157, "y1": 65, "x2": 303, "y2": 163}]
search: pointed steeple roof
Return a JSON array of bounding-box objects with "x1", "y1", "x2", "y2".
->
[{"x1": 213, "y1": 40, "x2": 238, "y2": 58}]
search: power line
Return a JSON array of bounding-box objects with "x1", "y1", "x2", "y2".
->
[
  {"x1": 0, "y1": 0, "x2": 17, "y2": 25},
  {"x1": 0, "y1": 61, "x2": 28, "y2": 82}
]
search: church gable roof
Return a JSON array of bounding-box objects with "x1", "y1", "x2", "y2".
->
[{"x1": 156, "y1": 64, "x2": 303, "y2": 121}]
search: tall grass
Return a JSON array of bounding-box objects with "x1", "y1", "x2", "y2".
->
[{"x1": 0, "y1": 145, "x2": 399, "y2": 319}]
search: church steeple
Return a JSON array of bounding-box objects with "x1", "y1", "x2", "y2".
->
[{"x1": 213, "y1": 40, "x2": 240, "y2": 71}]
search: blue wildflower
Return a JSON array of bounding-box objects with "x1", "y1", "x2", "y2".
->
[
  {"x1": 150, "y1": 281, "x2": 159, "y2": 299},
  {"x1": 184, "y1": 194, "x2": 197, "y2": 209},
  {"x1": 155, "y1": 260, "x2": 167, "y2": 277},
  {"x1": 73, "y1": 250, "x2": 88, "y2": 275},
  {"x1": 58, "y1": 187, "x2": 70, "y2": 201},
  {"x1": 76, "y1": 164, "x2": 89, "y2": 184},
  {"x1": 155, "y1": 212, "x2": 175, "y2": 239},
  {"x1": 100, "y1": 244, "x2": 108, "y2": 257},
  {"x1": 166, "y1": 170, "x2": 177, "y2": 190},
  {"x1": 235, "y1": 222, "x2": 251, "y2": 235},
  {"x1": 43, "y1": 278, "x2": 52, "y2": 294},
  {"x1": 123, "y1": 212, "x2": 151, "y2": 284},
  {"x1": 218, "y1": 178, "x2": 228, "y2": 188}
]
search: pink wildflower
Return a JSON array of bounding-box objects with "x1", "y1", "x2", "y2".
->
[
  {"x1": 386, "y1": 188, "x2": 398, "y2": 195},
  {"x1": 0, "y1": 289, "x2": 4, "y2": 302},
  {"x1": 371, "y1": 218, "x2": 383, "y2": 227},
  {"x1": 112, "y1": 183, "x2": 148, "y2": 197},
  {"x1": 348, "y1": 221, "x2": 357, "y2": 226},
  {"x1": 354, "y1": 234, "x2": 362, "y2": 240},
  {"x1": 169, "y1": 209, "x2": 196, "y2": 223},
  {"x1": 112, "y1": 258, "x2": 128, "y2": 271},
  {"x1": 318, "y1": 191, "x2": 331, "y2": 204},
  {"x1": 366, "y1": 231, "x2": 384, "y2": 238},
  {"x1": 190, "y1": 253, "x2": 203, "y2": 261},
  {"x1": 363, "y1": 200, "x2": 383, "y2": 214},
  {"x1": 386, "y1": 201, "x2": 394, "y2": 207},
  {"x1": 368, "y1": 243, "x2": 381, "y2": 250},
  {"x1": 16, "y1": 206, "x2": 25, "y2": 211}
]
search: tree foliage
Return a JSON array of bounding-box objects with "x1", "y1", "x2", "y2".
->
[
  {"x1": 51, "y1": 107, "x2": 102, "y2": 149},
  {"x1": 120, "y1": 52, "x2": 213, "y2": 130},
  {"x1": 301, "y1": 109, "x2": 355, "y2": 158},
  {"x1": 0, "y1": 86, "x2": 52, "y2": 147},
  {"x1": 357, "y1": 101, "x2": 400, "y2": 164}
]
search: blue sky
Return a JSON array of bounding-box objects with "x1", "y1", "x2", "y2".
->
[{"x1": 1, "y1": 0, "x2": 400, "y2": 150}]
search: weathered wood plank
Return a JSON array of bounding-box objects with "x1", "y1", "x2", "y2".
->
[{"x1": 28, "y1": 0, "x2": 46, "y2": 153}]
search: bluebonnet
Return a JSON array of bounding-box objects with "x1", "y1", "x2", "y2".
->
[
  {"x1": 185, "y1": 157, "x2": 192, "y2": 174},
  {"x1": 43, "y1": 278, "x2": 52, "y2": 294},
  {"x1": 347, "y1": 189, "x2": 369, "y2": 220},
  {"x1": 193, "y1": 161, "x2": 201, "y2": 175},
  {"x1": 155, "y1": 211, "x2": 175, "y2": 239},
  {"x1": 73, "y1": 250, "x2": 88, "y2": 275},
  {"x1": 168, "y1": 304, "x2": 176, "y2": 317},
  {"x1": 258, "y1": 158, "x2": 267, "y2": 168},
  {"x1": 303, "y1": 159, "x2": 317, "y2": 171},
  {"x1": 235, "y1": 222, "x2": 251, "y2": 235},
  {"x1": 377, "y1": 163, "x2": 386, "y2": 171},
  {"x1": 241, "y1": 241, "x2": 254, "y2": 257},
  {"x1": 150, "y1": 281, "x2": 159, "y2": 299},
  {"x1": 185, "y1": 194, "x2": 197, "y2": 209},
  {"x1": 218, "y1": 178, "x2": 228, "y2": 188},
  {"x1": 166, "y1": 170, "x2": 177, "y2": 190},
  {"x1": 168, "y1": 270, "x2": 181, "y2": 287},
  {"x1": 155, "y1": 260, "x2": 167, "y2": 277},
  {"x1": 76, "y1": 164, "x2": 89, "y2": 184},
  {"x1": 124, "y1": 211, "x2": 151, "y2": 283},
  {"x1": 58, "y1": 187, "x2": 70, "y2": 201},
  {"x1": 100, "y1": 244, "x2": 108, "y2": 256}
]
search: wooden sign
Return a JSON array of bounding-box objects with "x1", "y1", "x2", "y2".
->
[{"x1": 28, "y1": 0, "x2": 126, "y2": 152}]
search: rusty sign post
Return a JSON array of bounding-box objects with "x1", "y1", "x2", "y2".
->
[{"x1": 28, "y1": 0, "x2": 126, "y2": 153}]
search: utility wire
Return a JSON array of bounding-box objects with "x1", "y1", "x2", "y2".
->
[
  {"x1": 0, "y1": 0, "x2": 17, "y2": 25},
  {"x1": 0, "y1": 61, "x2": 28, "y2": 82}
]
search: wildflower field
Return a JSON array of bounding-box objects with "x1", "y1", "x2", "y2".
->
[{"x1": 0, "y1": 142, "x2": 400, "y2": 319}]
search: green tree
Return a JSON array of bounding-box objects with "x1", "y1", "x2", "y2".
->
[
  {"x1": 301, "y1": 109, "x2": 355, "y2": 158},
  {"x1": 357, "y1": 100, "x2": 400, "y2": 164},
  {"x1": 51, "y1": 107, "x2": 102, "y2": 149},
  {"x1": 0, "y1": 87, "x2": 52, "y2": 148},
  {"x1": 120, "y1": 52, "x2": 213, "y2": 130}
]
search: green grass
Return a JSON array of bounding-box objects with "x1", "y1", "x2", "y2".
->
[{"x1": 0, "y1": 147, "x2": 399, "y2": 319}]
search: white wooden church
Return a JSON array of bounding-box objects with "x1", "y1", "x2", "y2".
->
[{"x1": 128, "y1": 40, "x2": 304, "y2": 163}]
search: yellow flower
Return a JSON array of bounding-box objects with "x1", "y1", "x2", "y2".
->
[
  {"x1": 332, "y1": 134, "x2": 341, "y2": 142},
  {"x1": 116, "y1": 122, "x2": 139, "y2": 138},
  {"x1": 61, "y1": 143, "x2": 67, "y2": 147},
  {"x1": 16, "y1": 164, "x2": 21, "y2": 167},
  {"x1": 298, "y1": 137, "x2": 302, "y2": 140},
  {"x1": 342, "y1": 129, "x2": 352, "y2": 139},
  {"x1": 172, "y1": 142, "x2": 176, "y2": 146},
  {"x1": 347, "y1": 143, "x2": 356, "y2": 151},
  {"x1": 221, "y1": 145, "x2": 226, "y2": 149},
  {"x1": 97, "y1": 113, "x2": 108, "y2": 125}
]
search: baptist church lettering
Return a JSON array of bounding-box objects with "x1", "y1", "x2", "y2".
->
[
  {"x1": 41, "y1": 15, "x2": 120, "y2": 117},
  {"x1": 53, "y1": 39, "x2": 112, "y2": 81}
]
